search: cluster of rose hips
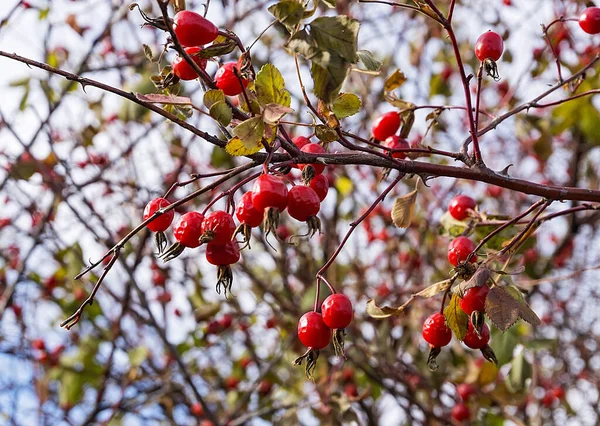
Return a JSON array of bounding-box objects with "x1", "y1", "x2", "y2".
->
[
  {"x1": 450, "y1": 383, "x2": 478, "y2": 422},
  {"x1": 422, "y1": 195, "x2": 495, "y2": 367},
  {"x1": 370, "y1": 111, "x2": 410, "y2": 158},
  {"x1": 170, "y1": 10, "x2": 249, "y2": 95}
]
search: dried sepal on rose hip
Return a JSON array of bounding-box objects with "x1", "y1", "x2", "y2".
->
[
  {"x1": 143, "y1": 197, "x2": 175, "y2": 255},
  {"x1": 200, "y1": 210, "x2": 236, "y2": 245},
  {"x1": 287, "y1": 185, "x2": 322, "y2": 240},
  {"x1": 463, "y1": 320, "x2": 498, "y2": 365},
  {"x1": 251, "y1": 173, "x2": 288, "y2": 244},
  {"x1": 321, "y1": 293, "x2": 353, "y2": 357},
  {"x1": 160, "y1": 211, "x2": 204, "y2": 261},
  {"x1": 294, "y1": 311, "x2": 331, "y2": 379},
  {"x1": 422, "y1": 312, "x2": 452, "y2": 371},
  {"x1": 298, "y1": 143, "x2": 326, "y2": 183},
  {"x1": 234, "y1": 191, "x2": 264, "y2": 249},
  {"x1": 205, "y1": 240, "x2": 240, "y2": 297}
]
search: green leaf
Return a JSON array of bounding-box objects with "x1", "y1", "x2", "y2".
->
[
  {"x1": 255, "y1": 64, "x2": 291, "y2": 107},
  {"x1": 332, "y1": 93, "x2": 361, "y2": 118},
  {"x1": 203, "y1": 89, "x2": 226, "y2": 108},
  {"x1": 142, "y1": 44, "x2": 153, "y2": 61},
  {"x1": 444, "y1": 293, "x2": 468, "y2": 341},
  {"x1": 311, "y1": 54, "x2": 350, "y2": 103},
  {"x1": 357, "y1": 50, "x2": 382, "y2": 71},
  {"x1": 197, "y1": 38, "x2": 237, "y2": 58},
  {"x1": 59, "y1": 371, "x2": 85, "y2": 407},
  {"x1": 315, "y1": 124, "x2": 338, "y2": 143},
  {"x1": 439, "y1": 211, "x2": 468, "y2": 237},
  {"x1": 232, "y1": 116, "x2": 265, "y2": 146},
  {"x1": 268, "y1": 0, "x2": 305, "y2": 32},
  {"x1": 209, "y1": 101, "x2": 233, "y2": 126},
  {"x1": 506, "y1": 351, "x2": 532, "y2": 393},
  {"x1": 309, "y1": 16, "x2": 359, "y2": 63},
  {"x1": 490, "y1": 326, "x2": 518, "y2": 366},
  {"x1": 128, "y1": 346, "x2": 148, "y2": 368}
]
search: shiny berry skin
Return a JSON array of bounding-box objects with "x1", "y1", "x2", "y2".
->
[
  {"x1": 448, "y1": 236, "x2": 477, "y2": 267},
  {"x1": 448, "y1": 195, "x2": 476, "y2": 221},
  {"x1": 201, "y1": 210, "x2": 236, "y2": 245},
  {"x1": 451, "y1": 403, "x2": 471, "y2": 422},
  {"x1": 173, "y1": 10, "x2": 218, "y2": 47},
  {"x1": 371, "y1": 111, "x2": 401, "y2": 141},
  {"x1": 206, "y1": 240, "x2": 240, "y2": 266},
  {"x1": 422, "y1": 312, "x2": 452, "y2": 347},
  {"x1": 321, "y1": 293, "x2": 353, "y2": 329},
  {"x1": 299, "y1": 143, "x2": 326, "y2": 175},
  {"x1": 459, "y1": 285, "x2": 490, "y2": 314},
  {"x1": 579, "y1": 8, "x2": 600, "y2": 34},
  {"x1": 457, "y1": 383, "x2": 477, "y2": 401},
  {"x1": 297, "y1": 311, "x2": 331, "y2": 350},
  {"x1": 235, "y1": 192, "x2": 264, "y2": 228},
  {"x1": 309, "y1": 174, "x2": 329, "y2": 201},
  {"x1": 172, "y1": 47, "x2": 207, "y2": 81},
  {"x1": 215, "y1": 62, "x2": 249, "y2": 96},
  {"x1": 383, "y1": 135, "x2": 409, "y2": 159},
  {"x1": 144, "y1": 198, "x2": 174, "y2": 233},
  {"x1": 474, "y1": 31, "x2": 504, "y2": 61},
  {"x1": 190, "y1": 402, "x2": 204, "y2": 417},
  {"x1": 293, "y1": 136, "x2": 311, "y2": 150},
  {"x1": 287, "y1": 185, "x2": 320, "y2": 222},
  {"x1": 173, "y1": 212, "x2": 204, "y2": 248},
  {"x1": 252, "y1": 174, "x2": 288, "y2": 211},
  {"x1": 463, "y1": 321, "x2": 490, "y2": 349}
]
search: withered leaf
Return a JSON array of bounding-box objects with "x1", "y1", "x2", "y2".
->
[
  {"x1": 454, "y1": 267, "x2": 492, "y2": 296},
  {"x1": 391, "y1": 187, "x2": 418, "y2": 228},
  {"x1": 484, "y1": 286, "x2": 521, "y2": 332},
  {"x1": 366, "y1": 299, "x2": 405, "y2": 319},
  {"x1": 415, "y1": 279, "x2": 452, "y2": 298}
]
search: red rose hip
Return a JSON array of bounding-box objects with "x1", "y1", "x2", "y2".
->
[
  {"x1": 475, "y1": 31, "x2": 504, "y2": 62},
  {"x1": 448, "y1": 194, "x2": 476, "y2": 221},
  {"x1": 448, "y1": 236, "x2": 477, "y2": 267},
  {"x1": 579, "y1": 7, "x2": 600, "y2": 34},
  {"x1": 215, "y1": 62, "x2": 249, "y2": 96},
  {"x1": 144, "y1": 198, "x2": 174, "y2": 232},
  {"x1": 297, "y1": 311, "x2": 331, "y2": 350},
  {"x1": 321, "y1": 293, "x2": 353, "y2": 329},
  {"x1": 371, "y1": 111, "x2": 401, "y2": 141},
  {"x1": 383, "y1": 135, "x2": 409, "y2": 159},
  {"x1": 172, "y1": 47, "x2": 207, "y2": 81},
  {"x1": 422, "y1": 312, "x2": 452, "y2": 347},
  {"x1": 173, "y1": 10, "x2": 218, "y2": 47},
  {"x1": 459, "y1": 285, "x2": 490, "y2": 315},
  {"x1": 287, "y1": 185, "x2": 320, "y2": 222},
  {"x1": 173, "y1": 212, "x2": 204, "y2": 248}
]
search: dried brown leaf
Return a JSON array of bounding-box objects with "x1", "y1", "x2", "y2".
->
[
  {"x1": 391, "y1": 187, "x2": 418, "y2": 228},
  {"x1": 366, "y1": 299, "x2": 405, "y2": 319},
  {"x1": 484, "y1": 286, "x2": 520, "y2": 332}
]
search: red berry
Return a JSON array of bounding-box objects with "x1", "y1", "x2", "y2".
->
[
  {"x1": 298, "y1": 143, "x2": 326, "y2": 175},
  {"x1": 321, "y1": 293, "x2": 353, "y2": 329},
  {"x1": 383, "y1": 135, "x2": 409, "y2": 159},
  {"x1": 190, "y1": 402, "x2": 204, "y2": 417},
  {"x1": 173, "y1": 212, "x2": 204, "y2": 248},
  {"x1": 239, "y1": 356, "x2": 252, "y2": 368},
  {"x1": 205, "y1": 240, "x2": 240, "y2": 266},
  {"x1": 579, "y1": 7, "x2": 600, "y2": 34},
  {"x1": 152, "y1": 269, "x2": 166, "y2": 286},
  {"x1": 341, "y1": 367, "x2": 354, "y2": 382},
  {"x1": 219, "y1": 314, "x2": 233, "y2": 329},
  {"x1": 541, "y1": 391, "x2": 557, "y2": 408},
  {"x1": 235, "y1": 192, "x2": 264, "y2": 228},
  {"x1": 173, "y1": 10, "x2": 218, "y2": 47},
  {"x1": 344, "y1": 383, "x2": 359, "y2": 398},
  {"x1": 11, "y1": 304, "x2": 22, "y2": 318},
  {"x1": 292, "y1": 136, "x2": 311, "y2": 150},
  {"x1": 422, "y1": 312, "x2": 452, "y2": 347},
  {"x1": 266, "y1": 317, "x2": 277, "y2": 329},
  {"x1": 215, "y1": 62, "x2": 249, "y2": 96},
  {"x1": 156, "y1": 291, "x2": 172, "y2": 303},
  {"x1": 459, "y1": 285, "x2": 490, "y2": 315},
  {"x1": 474, "y1": 31, "x2": 504, "y2": 61},
  {"x1": 297, "y1": 311, "x2": 331, "y2": 350},
  {"x1": 201, "y1": 210, "x2": 236, "y2": 245},
  {"x1": 287, "y1": 185, "x2": 320, "y2": 222},
  {"x1": 309, "y1": 174, "x2": 329, "y2": 201},
  {"x1": 252, "y1": 174, "x2": 288, "y2": 211},
  {"x1": 448, "y1": 195, "x2": 476, "y2": 221},
  {"x1": 225, "y1": 376, "x2": 240, "y2": 390},
  {"x1": 451, "y1": 403, "x2": 471, "y2": 422},
  {"x1": 457, "y1": 383, "x2": 477, "y2": 401},
  {"x1": 32, "y1": 339, "x2": 45, "y2": 351},
  {"x1": 551, "y1": 386, "x2": 565, "y2": 400},
  {"x1": 371, "y1": 111, "x2": 401, "y2": 141},
  {"x1": 463, "y1": 321, "x2": 490, "y2": 349},
  {"x1": 258, "y1": 379, "x2": 273, "y2": 396},
  {"x1": 447, "y1": 236, "x2": 477, "y2": 267},
  {"x1": 172, "y1": 46, "x2": 207, "y2": 81},
  {"x1": 143, "y1": 198, "x2": 174, "y2": 233}
]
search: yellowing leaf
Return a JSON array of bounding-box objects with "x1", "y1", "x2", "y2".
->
[
  {"x1": 332, "y1": 92, "x2": 361, "y2": 119},
  {"x1": 136, "y1": 93, "x2": 192, "y2": 105},
  {"x1": 255, "y1": 64, "x2": 291, "y2": 107},
  {"x1": 262, "y1": 103, "x2": 294, "y2": 125},
  {"x1": 232, "y1": 116, "x2": 265, "y2": 146},
  {"x1": 384, "y1": 69, "x2": 407, "y2": 92},
  {"x1": 225, "y1": 137, "x2": 262, "y2": 156},
  {"x1": 268, "y1": 0, "x2": 305, "y2": 32},
  {"x1": 203, "y1": 89, "x2": 226, "y2": 108},
  {"x1": 444, "y1": 293, "x2": 469, "y2": 341},
  {"x1": 334, "y1": 176, "x2": 353, "y2": 197},
  {"x1": 391, "y1": 188, "x2": 418, "y2": 228},
  {"x1": 477, "y1": 361, "x2": 499, "y2": 386},
  {"x1": 209, "y1": 101, "x2": 232, "y2": 127},
  {"x1": 366, "y1": 299, "x2": 405, "y2": 319},
  {"x1": 315, "y1": 124, "x2": 338, "y2": 143}
]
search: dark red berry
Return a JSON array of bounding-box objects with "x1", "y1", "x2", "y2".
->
[
  {"x1": 292, "y1": 136, "x2": 311, "y2": 150},
  {"x1": 475, "y1": 31, "x2": 504, "y2": 61},
  {"x1": 173, "y1": 212, "x2": 204, "y2": 248},
  {"x1": 448, "y1": 195, "x2": 476, "y2": 221},
  {"x1": 371, "y1": 111, "x2": 401, "y2": 141},
  {"x1": 201, "y1": 210, "x2": 236, "y2": 245},
  {"x1": 215, "y1": 62, "x2": 249, "y2": 96},
  {"x1": 579, "y1": 8, "x2": 600, "y2": 34},
  {"x1": 448, "y1": 236, "x2": 477, "y2": 267},
  {"x1": 225, "y1": 376, "x2": 240, "y2": 390},
  {"x1": 451, "y1": 403, "x2": 471, "y2": 422},
  {"x1": 463, "y1": 321, "x2": 490, "y2": 349},
  {"x1": 173, "y1": 10, "x2": 218, "y2": 47},
  {"x1": 252, "y1": 174, "x2": 288, "y2": 211},
  {"x1": 152, "y1": 269, "x2": 166, "y2": 286},
  {"x1": 422, "y1": 312, "x2": 452, "y2": 347},
  {"x1": 309, "y1": 174, "x2": 329, "y2": 201},
  {"x1": 172, "y1": 47, "x2": 207, "y2": 81},
  {"x1": 457, "y1": 383, "x2": 477, "y2": 401},
  {"x1": 287, "y1": 185, "x2": 320, "y2": 222},
  {"x1": 205, "y1": 240, "x2": 240, "y2": 266},
  {"x1": 190, "y1": 402, "x2": 204, "y2": 417},
  {"x1": 235, "y1": 192, "x2": 264, "y2": 228},
  {"x1": 321, "y1": 293, "x2": 353, "y2": 329},
  {"x1": 297, "y1": 311, "x2": 331, "y2": 350},
  {"x1": 258, "y1": 379, "x2": 273, "y2": 396},
  {"x1": 144, "y1": 198, "x2": 174, "y2": 232},
  {"x1": 383, "y1": 135, "x2": 409, "y2": 159},
  {"x1": 32, "y1": 339, "x2": 45, "y2": 351},
  {"x1": 344, "y1": 383, "x2": 359, "y2": 398},
  {"x1": 298, "y1": 143, "x2": 326, "y2": 175},
  {"x1": 459, "y1": 285, "x2": 490, "y2": 314}
]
